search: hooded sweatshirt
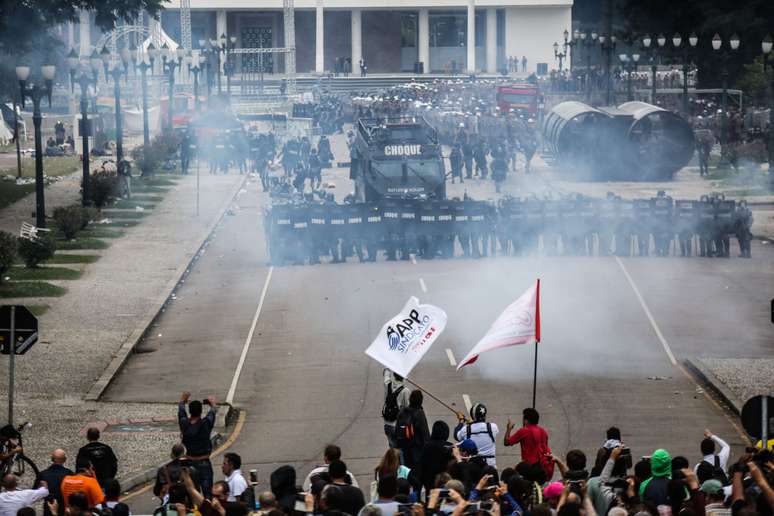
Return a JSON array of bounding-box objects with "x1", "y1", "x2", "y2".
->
[
  {"x1": 418, "y1": 421, "x2": 453, "y2": 493},
  {"x1": 640, "y1": 449, "x2": 672, "y2": 507}
]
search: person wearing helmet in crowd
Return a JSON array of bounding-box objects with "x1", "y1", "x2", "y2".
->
[{"x1": 453, "y1": 403, "x2": 499, "y2": 468}]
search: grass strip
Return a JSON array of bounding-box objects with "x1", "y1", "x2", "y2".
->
[{"x1": 0, "y1": 281, "x2": 66, "y2": 298}]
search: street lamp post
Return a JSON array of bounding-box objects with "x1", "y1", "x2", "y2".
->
[
  {"x1": 215, "y1": 34, "x2": 237, "y2": 100},
  {"x1": 101, "y1": 45, "x2": 131, "y2": 163},
  {"x1": 760, "y1": 35, "x2": 773, "y2": 175},
  {"x1": 672, "y1": 32, "x2": 698, "y2": 115},
  {"x1": 619, "y1": 53, "x2": 640, "y2": 102},
  {"x1": 642, "y1": 33, "x2": 666, "y2": 104},
  {"x1": 712, "y1": 33, "x2": 740, "y2": 149},
  {"x1": 598, "y1": 33, "x2": 617, "y2": 105},
  {"x1": 161, "y1": 43, "x2": 184, "y2": 132},
  {"x1": 15, "y1": 63, "x2": 55, "y2": 228},
  {"x1": 67, "y1": 50, "x2": 101, "y2": 207},
  {"x1": 580, "y1": 31, "x2": 598, "y2": 102},
  {"x1": 189, "y1": 53, "x2": 202, "y2": 111},
  {"x1": 553, "y1": 30, "x2": 570, "y2": 72},
  {"x1": 136, "y1": 44, "x2": 157, "y2": 173}
]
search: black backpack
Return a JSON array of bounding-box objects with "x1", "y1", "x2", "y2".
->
[
  {"x1": 382, "y1": 383, "x2": 404, "y2": 422},
  {"x1": 394, "y1": 408, "x2": 420, "y2": 449},
  {"x1": 696, "y1": 455, "x2": 729, "y2": 485}
]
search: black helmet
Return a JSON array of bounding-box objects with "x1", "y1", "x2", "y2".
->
[{"x1": 471, "y1": 403, "x2": 487, "y2": 422}]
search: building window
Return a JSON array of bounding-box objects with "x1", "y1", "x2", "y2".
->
[
  {"x1": 401, "y1": 13, "x2": 417, "y2": 48},
  {"x1": 429, "y1": 12, "x2": 466, "y2": 47}
]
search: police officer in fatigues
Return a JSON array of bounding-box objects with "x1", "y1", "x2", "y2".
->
[
  {"x1": 734, "y1": 200, "x2": 753, "y2": 258},
  {"x1": 675, "y1": 200, "x2": 698, "y2": 257},
  {"x1": 651, "y1": 191, "x2": 673, "y2": 256},
  {"x1": 491, "y1": 153, "x2": 508, "y2": 193},
  {"x1": 449, "y1": 144, "x2": 464, "y2": 184},
  {"x1": 713, "y1": 195, "x2": 734, "y2": 258},
  {"x1": 542, "y1": 199, "x2": 560, "y2": 256}
]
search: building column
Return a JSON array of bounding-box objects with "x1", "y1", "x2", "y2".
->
[
  {"x1": 315, "y1": 0, "x2": 324, "y2": 73},
  {"x1": 466, "y1": 0, "x2": 475, "y2": 73},
  {"x1": 485, "y1": 8, "x2": 497, "y2": 73},
  {"x1": 78, "y1": 10, "x2": 90, "y2": 57},
  {"x1": 351, "y1": 9, "x2": 362, "y2": 76},
  {"x1": 418, "y1": 9, "x2": 429, "y2": 74}
]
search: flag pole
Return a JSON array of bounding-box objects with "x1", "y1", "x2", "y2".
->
[
  {"x1": 532, "y1": 279, "x2": 541, "y2": 409},
  {"x1": 405, "y1": 377, "x2": 460, "y2": 416}
]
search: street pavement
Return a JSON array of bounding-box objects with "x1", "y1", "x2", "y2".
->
[{"x1": 108, "y1": 157, "x2": 773, "y2": 514}]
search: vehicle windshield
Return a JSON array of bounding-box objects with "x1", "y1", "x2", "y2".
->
[
  {"x1": 406, "y1": 160, "x2": 441, "y2": 181},
  {"x1": 499, "y1": 92, "x2": 536, "y2": 104},
  {"x1": 371, "y1": 161, "x2": 403, "y2": 178}
]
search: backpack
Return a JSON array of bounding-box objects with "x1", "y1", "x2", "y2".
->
[
  {"x1": 381, "y1": 383, "x2": 404, "y2": 422},
  {"x1": 394, "y1": 408, "x2": 420, "y2": 449},
  {"x1": 466, "y1": 422, "x2": 495, "y2": 443},
  {"x1": 697, "y1": 455, "x2": 729, "y2": 485}
]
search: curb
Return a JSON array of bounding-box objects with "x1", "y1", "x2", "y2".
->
[
  {"x1": 684, "y1": 357, "x2": 744, "y2": 415},
  {"x1": 120, "y1": 405, "x2": 240, "y2": 497},
  {"x1": 85, "y1": 175, "x2": 248, "y2": 401}
]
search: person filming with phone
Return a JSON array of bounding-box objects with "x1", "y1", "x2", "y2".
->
[{"x1": 178, "y1": 391, "x2": 218, "y2": 498}]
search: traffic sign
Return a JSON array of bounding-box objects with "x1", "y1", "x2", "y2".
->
[
  {"x1": 0, "y1": 305, "x2": 38, "y2": 355},
  {"x1": 741, "y1": 395, "x2": 774, "y2": 440}
]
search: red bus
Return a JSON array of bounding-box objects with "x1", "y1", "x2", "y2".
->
[{"x1": 496, "y1": 84, "x2": 541, "y2": 117}]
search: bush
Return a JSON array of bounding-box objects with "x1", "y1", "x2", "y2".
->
[
  {"x1": 0, "y1": 232, "x2": 17, "y2": 284},
  {"x1": 90, "y1": 170, "x2": 119, "y2": 209},
  {"x1": 79, "y1": 207, "x2": 99, "y2": 229},
  {"x1": 18, "y1": 234, "x2": 56, "y2": 268},
  {"x1": 53, "y1": 205, "x2": 86, "y2": 240}
]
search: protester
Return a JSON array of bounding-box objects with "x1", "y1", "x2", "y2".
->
[
  {"x1": 454, "y1": 403, "x2": 499, "y2": 467},
  {"x1": 154, "y1": 443, "x2": 199, "y2": 501},
  {"x1": 382, "y1": 370, "x2": 411, "y2": 449},
  {"x1": 75, "y1": 427, "x2": 118, "y2": 489},
  {"x1": 504, "y1": 408, "x2": 553, "y2": 479},
  {"x1": 694, "y1": 429, "x2": 731, "y2": 483},
  {"x1": 38, "y1": 449, "x2": 73, "y2": 516},
  {"x1": 60, "y1": 461, "x2": 105, "y2": 511},
  {"x1": 178, "y1": 391, "x2": 218, "y2": 498},
  {"x1": 327, "y1": 460, "x2": 366, "y2": 515},
  {"x1": 0, "y1": 475, "x2": 48, "y2": 516},
  {"x1": 359, "y1": 475, "x2": 399, "y2": 516},
  {"x1": 303, "y1": 445, "x2": 359, "y2": 491},
  {"x1": 222, "y1": 453, "x2": 248, "y2": 502},
  {"x1": 395, "y1": 390, "x2": 430, "y2": 469},
  {"x1": 417, "y1": 420, "x2": 454, "y2": 494},
  {"x1": 638, "y1": 449, "x2": 672, "y2": 507},
  {"x1": 104, "y1": 479, "x2": 131, "y2": 516}
]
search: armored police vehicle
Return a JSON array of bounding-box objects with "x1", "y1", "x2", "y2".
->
[{"x1": 350, "y1": 117, "x2": 446, "y2": 202}]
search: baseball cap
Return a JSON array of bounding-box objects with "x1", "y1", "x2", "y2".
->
[
  {"x1": 700, "y1": 479, "x2": 724, "y2": 495},
  {"x1": 458, "y1": 439, "x2": 478, "y2": 454},
  {"x1": 543, "y1": 482, "x2": 564, "y2": 499}
]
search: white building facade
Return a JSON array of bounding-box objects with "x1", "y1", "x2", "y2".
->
[{"x1": 148, "y1": 0, "x2": 571, "y2": 75}]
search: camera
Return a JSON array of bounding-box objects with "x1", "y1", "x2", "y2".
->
[
  {"x1": 568, "y1": 480, "x2": 583, "y2": 496},
  {"x1": 249, "y1": 469, "x2": 258, "y2": 484},
  {"x1": 620, "y1": 447, "x2": 632, "y2": 469},
  {"x1": 438, "y1": 489, "x2": 450, "y2": 499},
  {"x1": 397, "y1": 504, "x2": 414, "y2": 515}
]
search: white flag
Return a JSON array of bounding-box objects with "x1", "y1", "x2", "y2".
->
[
  {"x1": 457, "y1": 279, "x2": 541, "y2": 370},
  {"x1": 365, "y1": 297, "x2": 448, "y2": 378}
]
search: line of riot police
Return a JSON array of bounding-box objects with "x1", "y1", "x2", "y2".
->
[{"x1": 264, "y1": 192, "x2": 754, "y2": 265}]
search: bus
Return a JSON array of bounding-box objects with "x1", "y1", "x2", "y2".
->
[{"x1": 496, "y1": 83, "x2": 541, "y2": 117}]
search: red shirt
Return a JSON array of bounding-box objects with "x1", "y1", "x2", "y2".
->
[{"x1": 506, "y1": 423, "x2": 550, "y2": 466}]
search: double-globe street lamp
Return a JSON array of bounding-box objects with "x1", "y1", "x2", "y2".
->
[
  {"x1": 578, "y1": 30, "x2": 598, "y2": 102},
  {"x1": 618, "y1": 52, "x2": 640, "y2": 101},
  {"x1": 759, "y1": 35, "x2": 774, "y2": 174},
  {"x1": 188, "y1": 52, "x2": 203, "y2": 111},
  {"x1": 160, "y1": 43, "x2": 185, "y2": 132},
  {"x1": 711, "y1": 33, "x2": 740, "y2": 149},
  {"x1": 208, "y1": 33, "x2": 237, "y2": 98},
  {"x1": 135, "y1": 43, "x2": 157, "y2": 173},
  {"x1": 553, "y1": 29, "x2": 571, "y2": 73},
  {"x1": 642, "y1": 33, "x2": 666, "y2": 103},
  {"x1": 67, "y1": 50, "x2": 101, "y2": 207},
  {"x1": 598, "y1": 33, "x2": 617, "y2": 105},
  {"x1": 671, "y1": 32, "x2": 698, "y2": 115},
  {"x1": 15, "y1": 63, "x2": 56, "y2": 227},
  {"x1": 100, "y1": 45, "x2": 134, "y2": 164}
]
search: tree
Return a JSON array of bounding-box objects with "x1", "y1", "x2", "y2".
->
[
  {"x1": 619, "y1": 0, "x2": 774, "y2": 89},
  {"x1": 0, "y1": 0, "x2": 168, "y2": 100}
]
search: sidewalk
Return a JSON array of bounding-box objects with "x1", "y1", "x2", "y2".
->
[{"x1": 0, "y1": 171, "x2": 244, "y2": 483}]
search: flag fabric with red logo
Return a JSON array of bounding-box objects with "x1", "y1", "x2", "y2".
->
[
  {"x1": 457, "y1": 279, "x2": 540, "y2": 370},
  {"x1": 365, "y1": 297, "x2": 448, "y2": 378}
]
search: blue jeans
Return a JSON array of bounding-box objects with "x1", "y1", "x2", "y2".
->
[
  {"x1": 384, "y1": 423, "x2": 397, "y2": 449},
  {"x1": 190, "y1": 459, "x2": 213, "y2": 498}
]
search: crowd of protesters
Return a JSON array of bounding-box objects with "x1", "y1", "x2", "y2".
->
[{"x1": 3, "y1": 381, "x2": 774, "y2": 516}]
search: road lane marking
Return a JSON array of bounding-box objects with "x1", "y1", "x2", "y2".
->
[
  {"x1": 614, "y1": 257, "x2": 677, "y2": 365},
  {"x1": 446, "y1": 348, "x2": 457, "y2": 366},
  {"x1": 419, "y1": 278, "x2": 427, "y2": 293},
  {"x1": 226, "y1": 266, "x2": 274, "y2": 405},
  {"x1": 462, "y1": 394, "x2": 472, "y2": 413}
]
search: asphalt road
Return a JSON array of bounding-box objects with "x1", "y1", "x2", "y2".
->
[{"x1": 108, "y1": 170, "x2": 773, "y2": 514}]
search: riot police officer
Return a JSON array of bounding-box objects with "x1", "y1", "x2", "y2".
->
[
  {"x1": 462, "y1": 137, "x2": 475, "y2": 179},
  {"x1": 651, "y1": 191, "x2": 673, "y2": 257},
  {"x1": 734, "y1": 200, "x2": 753, "y2": 258},
  {"x1": 675, "y1": 200, "x2": 698, "y2": 257},
  {"x1": 713, "y1": 195, "x2": 734, "y2": 258},
  {"x1": 633, "y1": 198, "x2": 652, "y2": 256},
  {"x1": 615, "y1": 197, "x2": 635, "y2": 257},
  {"x1": 697, "y1": 195, "x2": 715, "y2": 257},
  {"x1": 491, "y1": 153, "x2": 508, "y2": 193},
  {"x1": 449, "y1": 144, "x2": 464, "y2": 184},
  {"x1": 597, "y1": 192, "x2": 617, "y2": 256}
]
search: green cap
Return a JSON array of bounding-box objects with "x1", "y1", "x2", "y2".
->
[{"x1": 700, "y1": 479, "x2": 724, "y2": 495}]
